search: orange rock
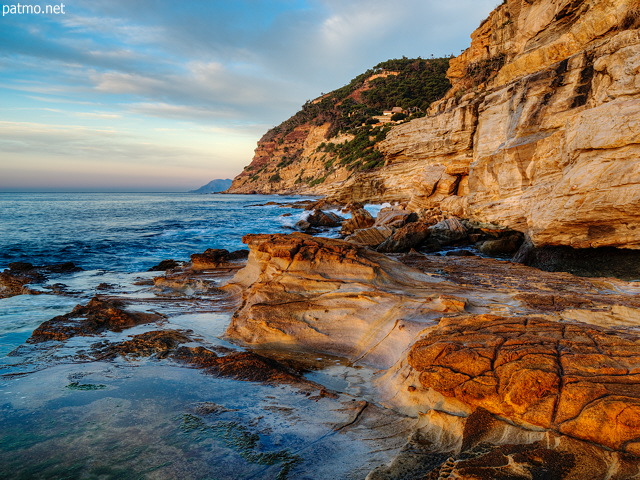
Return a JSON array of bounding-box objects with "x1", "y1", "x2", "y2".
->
[{"x1": 407, "y1": 313, "x2": 640, "y2": 453}]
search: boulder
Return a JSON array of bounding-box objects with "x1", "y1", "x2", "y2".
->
[
  {"x1": 340, "y1": 208, "x2": 375, "y2": 235},
  {"x1": 148, "y1": 259, "x2": 181, "y2": 271},
  {"x1": 346, "y1": 225, "x2": 394, "y2": 247},
  {"x1": 424, "y1": 217, "x2": 469, "y2": 249},
  {"x1": 374, "y1": 208, "x2": 418, "y2": 229},
  {"x1": 477, "y1": 232, "x2": 524, "y2": 256},
  {"x1": 377, "y1": 222, "x2": 432, "y2": 253},
  {"x1": 190, "y1": 248, "x2": 248, "y2": 270},
  {"x1": 297, "y1": 209, "x2": 344, "y2": 231}
]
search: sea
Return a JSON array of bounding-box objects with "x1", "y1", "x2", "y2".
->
[{"x1": 0, "y1": 192, "x2": 397, "y2": 480}]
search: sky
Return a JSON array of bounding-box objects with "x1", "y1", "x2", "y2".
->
[{"x1": 0, "y1": 0, "x2": 498, "y2": 192}]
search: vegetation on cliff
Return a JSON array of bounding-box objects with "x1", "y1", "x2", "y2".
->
[
  {"x1": 229, "y1": 57, "x2": 452, "y2": 193},
  {"x1": 264, "y1": 56, "x2": 451, "y2": 143}
]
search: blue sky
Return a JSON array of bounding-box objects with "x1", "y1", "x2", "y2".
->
[{"x1": 0, "y1": 0, "x2": 497, "y2": 192}]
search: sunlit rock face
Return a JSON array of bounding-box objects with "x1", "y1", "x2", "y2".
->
[
  {"x1": 380, "y1": 0, "x2": 640, "y2": 249},
  {"x1": 224, "y1": 233, "x2": 467, "y2": 368},
  {"x1": 231, "y1": 0, "x2": 640, "y2": 251},
  {"x1": 225, "y1": 233, "x2": 640, "y2": 478}
]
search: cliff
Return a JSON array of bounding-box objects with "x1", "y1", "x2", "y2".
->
[
  {"x1": 229, "y1": 0, "x2": 640, "y2": 250},
  {"x1": 226, "y1": 57, "x2": 451, "y2": 195}
]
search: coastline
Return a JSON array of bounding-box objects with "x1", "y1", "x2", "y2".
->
[{"x1": 3, "y1": 200, "x2": 640, "y2": 478}]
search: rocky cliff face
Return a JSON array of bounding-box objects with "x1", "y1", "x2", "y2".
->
[{"x1": 230, "y1": 0, "x2": 640, "y2": 250}]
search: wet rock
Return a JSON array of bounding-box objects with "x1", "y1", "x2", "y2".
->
[
  {"x1": 192, "y1": 402, "x2": 238, "y2": 416},
  {"x1": 340, "y1": 208, "x2": 375, "y2": 235},
  {"x1": 226, "y1": 249, "x2": 249, "y2": 261},
  {"x1": 172, "y1": 346, "x2": 329, "y2": 393},
  {"x1": 477, "y1": 232, "x2": 524, "y2": 256},
  {"x1": 190, "y1": 249, "x2": 231, "y2": 270},
  {"x1": 28, "y1": 296, "x2": 162, "y2": 343},
  {"x1": 148, "y1": 259, "x2": 181, "y2": 271},
  {"x1": 296, "y1": 209, "x2": 344, "y2": 231},
  {"x1": 0, "y1": 262, "x2": 83, "y2": 298},
  {"x1": 190, "y1": 248, "x2": 248, "y2": 270},
  {"x1": 41, "y1": 262, "x2": 82, "y2": 274},
  {"x1": 377, "y1": 222, "x2": 432, "y2": 253},
  {"x1": 92, "y1": 329, "x2": 193, "y2": 359},
  {"x1": 294, "y1": 219, "x2": 312, "y2": 231},
  {"x1": 514, "y1": 240, "x2": 640, "y2": 280},
  {"x1": 0, "y1": 268, "x2": 43, "y2": 298}
]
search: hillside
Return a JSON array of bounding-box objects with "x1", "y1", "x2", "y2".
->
[
  {"x1": 189, "y1": 179, "x2": 232, "y2": 193},
  {"x1": 227, "y1": 57, "x2": 451, "y2": 194},
  {"x1": 229, "y1": 0, "x2": 640, "y2": 252}
]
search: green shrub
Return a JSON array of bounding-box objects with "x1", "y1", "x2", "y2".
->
[{"x1": 391, "y1": 112, "x2": 408, "y2": 121}]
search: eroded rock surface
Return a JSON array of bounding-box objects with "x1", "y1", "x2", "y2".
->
[
  {"x1": 224, "y1": 233, "x2": 640, "y2": 477},
  {"x1": 28, "y1": 297, "x2": 162, "y2": 343},
  {"x1": 0, "y1": 262, "x2": 82, "y2": 298},
  {"x1": 226, "y1": 233, "x2": 467, "y2": 367},
  {"x1": 408, "y1": 314, "x2": 640, "y2": 453}
]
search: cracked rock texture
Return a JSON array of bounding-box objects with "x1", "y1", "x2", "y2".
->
[
  {"x1": 408, "y1": 314, "x2": 640, "y2": 454},
  {"x1": 225, "y1": 233, "x2": 640, "y2": 478}
]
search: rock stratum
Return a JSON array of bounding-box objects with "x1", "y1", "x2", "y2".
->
[
  {"x1": 225, "y1": 232, "x2": 640, "y2": 479},
  {"x1": 227, "y1": 0, "x2": 640, "y2": 252}
]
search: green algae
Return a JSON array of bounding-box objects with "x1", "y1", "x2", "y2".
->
[
  {"x1": 65, "y1": 381, "x2": 107, "y2": 391},
  {"x1": 179, "y1": 413, "x2": 301, "y2": 479}
]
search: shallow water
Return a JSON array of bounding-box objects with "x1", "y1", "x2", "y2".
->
[{"x1": 0, "y1": 193, "x2": 406, "y2": 479}]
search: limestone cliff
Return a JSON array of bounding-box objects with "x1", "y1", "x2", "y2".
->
[{"x1": 230, "y1": 0, "x2": 640, "y2": 250}]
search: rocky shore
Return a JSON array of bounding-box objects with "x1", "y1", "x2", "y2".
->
[{"x1": 5, "y1": 202, "x2": 640, "y2": 479}]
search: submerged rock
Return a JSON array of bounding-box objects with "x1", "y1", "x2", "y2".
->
[
  {"x1": 92, "y1": 329, "x2": 193, "y2": 359},
  {"x1": 173, "y1": 346, "x2": 332, "y2": 394},
  {"x1": 0, "y1": 262, "x2": 82, "y2": 298},
  {"x1": 28, "y1": 296, "x2": 162, "y2": 343}
]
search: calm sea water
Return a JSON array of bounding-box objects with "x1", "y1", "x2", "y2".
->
[
  {"x1": 0, "y1": 192, "x2": 314, "y2": 272},
  {"x1": 0, "y1": 192, "x2": 402, "y2": 479}
]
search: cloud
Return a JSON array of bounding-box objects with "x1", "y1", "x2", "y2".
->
[
  {"x1": 0, "y1": 0, "x2": 500, "y2": 190},
  {"x1": 0, "y1": 120, "x2": 200, "y2": 165}
]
